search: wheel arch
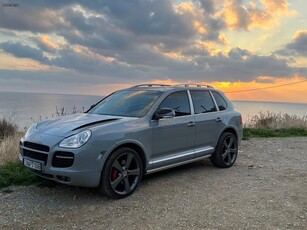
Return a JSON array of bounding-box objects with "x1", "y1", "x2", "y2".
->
[
  {"x1": 100, "y1": 140, "x2": 148, "y2": 174},
  {"x1": 216, "y1": 126, "x2": 239, "y2": 147},
  {"x1": 222, "y1": 127, "x2": 238, "y2": 139}
]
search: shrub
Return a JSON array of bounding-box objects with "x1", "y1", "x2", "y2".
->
[
  {"x1": 243, "y1": 111, "x2": 307, "y2": 139},
  {"x1": 0, "y1": 118, "x2": 17, "y2": 139},
  {"x1": 245, "y1": 111, "x2": 307, "y2": 130}
]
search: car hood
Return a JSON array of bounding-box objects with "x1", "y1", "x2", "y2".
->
[{"x1": 36, "y1": 113, "x2": 126, "y2": 137}]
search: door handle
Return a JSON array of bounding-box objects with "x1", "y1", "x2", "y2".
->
[
  {"x1": 216, "y1": 117, "x2": 222, "y2": 122},
  {"x1": 187, "y1": 122, "x2": 195, "y2": 127}
]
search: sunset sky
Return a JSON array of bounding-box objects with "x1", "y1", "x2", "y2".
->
[{"x1": 0, "y1": 0, "x2": 306, "y2": 103}]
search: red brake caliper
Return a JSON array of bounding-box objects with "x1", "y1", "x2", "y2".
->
[{"x1": 111, "y1": 168, "x2": 118, "y2": 181}]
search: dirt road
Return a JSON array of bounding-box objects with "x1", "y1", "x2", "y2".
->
[{"x1": 1, "y1": 137, "x2": 306, "y2": 230}]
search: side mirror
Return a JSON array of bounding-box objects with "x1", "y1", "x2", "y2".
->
[{"x1": 154, "y1": 108, "x2": 175, "y2": 120}]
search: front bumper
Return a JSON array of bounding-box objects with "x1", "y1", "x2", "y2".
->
[{"x1": 19, "y1": 132, "x2": 103, "y2": 187}]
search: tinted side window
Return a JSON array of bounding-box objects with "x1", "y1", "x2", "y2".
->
[
  {"x1": 212, "y1": 91, "x2": 228, "y2": 111},
  {"x1": 159, "y1": 91, "x2": 191, "y2": 116},
  {"x1": 190, "y1": 91, "x2": 217, "y2": 114}
]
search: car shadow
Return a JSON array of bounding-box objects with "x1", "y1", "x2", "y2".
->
[{"x1": 28, "y1": 159, "x2": 218, "y2": 200}]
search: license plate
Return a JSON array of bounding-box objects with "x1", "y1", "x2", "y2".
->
[{"x1": 24, "y1": 158, "x2": 42, "y2": 171}]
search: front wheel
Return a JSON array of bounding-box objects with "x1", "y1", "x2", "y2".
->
[
  {"x1": 99, "y1": 147, "x2": 143, "y2": 199},
  {"x1": 210, "y1": 132, "x2": 238, "y2": 168}
]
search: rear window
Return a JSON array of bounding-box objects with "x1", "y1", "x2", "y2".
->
[
  {"x1": 211, "y1": 91, "x2": 228, "y2": 111},
  {"x1": 190, "y1": 91, "x2": 217, "y2": 114}
]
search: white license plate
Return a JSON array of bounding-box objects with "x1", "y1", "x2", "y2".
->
[{"x1": 24, "y1": 158, "x2": 42, "y2": 171}]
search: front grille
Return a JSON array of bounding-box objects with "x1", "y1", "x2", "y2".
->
[
  {"x1": 24, "y1": 149, "x2": 48, "y2": 165},
  {"x1": 24, "y1": 141, "x2": 50, "y2": 152},
  {"x1": 52, "y1": 151, "x2": 74, "y2": 168}
]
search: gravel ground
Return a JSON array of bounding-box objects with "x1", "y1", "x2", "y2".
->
[{"x1": 1, "y1": 137, "x2": 306, "y2": 230}]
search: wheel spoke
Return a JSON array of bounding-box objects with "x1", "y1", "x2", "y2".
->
[
  {"x1": 230, "y1": 148, "x2": 237, "y2": 154},
  {"x1": 222, "y1": 151, "x2": 229, "y2": 160},
  {"x1": 228, "y1": 137, "x2": 234, "y2": 148},
  {"x1": 124, "y1": 177, "x2": 131, "y2": 193},
  {"x1": 126, "y1": 153, "x2": 134, "y2": 168},
  {"x1": 227, "y1": 153, "x2": 232, "y2": 164},
  {"x1": 112, "y1": 160, "x2": 122, "y2": 171},
  {"x1": 111, "y1": 175, "x2": 123, "y2": 190},
  {"x1": 128, "y1": 168, "x2": 140, "y2": 176},
  {"x1": 223, "y1": 140, "x2": 228, "y2": 149}
]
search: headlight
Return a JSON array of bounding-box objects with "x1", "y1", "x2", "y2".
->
[
  {"x1": 59, "y1": 130, "x2": 91, "y2": 148},
  {"x1": 25, "y1": 123, "x2": 37, "y2": 138}
]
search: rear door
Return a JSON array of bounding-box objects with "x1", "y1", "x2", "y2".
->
[
  {"x1": 151, "y1": 91, "x2": 195, "y2": 169},
  {"x1": 190, "y1": 90, "x2": 223, "y2": 157}
]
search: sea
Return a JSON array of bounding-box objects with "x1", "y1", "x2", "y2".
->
[{"x1": 0, "y1": 91, "x2": 306, "y2": 130}]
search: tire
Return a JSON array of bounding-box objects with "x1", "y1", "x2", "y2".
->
[
  {"x1": 98, "y1": 147, "x2": 143, "y2": 199},
  {"x1": 210, "y1": 132, "x2": 238, "y2": 168}
]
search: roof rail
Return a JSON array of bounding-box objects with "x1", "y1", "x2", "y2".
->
[
  {"x1": 174, "y1": 84, "x2": 213, "y2": 88},
  {"x1": 132, "y1": 84, "x2": 171, "y2": 88}
]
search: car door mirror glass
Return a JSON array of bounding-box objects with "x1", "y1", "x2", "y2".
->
[{"x1": 154, "y1": 108, "x2": 175, "y2": 119}]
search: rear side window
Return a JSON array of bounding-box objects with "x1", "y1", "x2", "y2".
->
[
  {"x1": 190, "y1": 91, "x2": 217, "y2": 114},
  {"x1": 159, "y1": 91, "x2": 191, "y2": 116},
  {"x1": 212, "y1": 91, "x2": 228, "y2": 111}
]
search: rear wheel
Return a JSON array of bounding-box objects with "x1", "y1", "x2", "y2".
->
[
  {"x1": 211, "y1": 132, "x2": 238, "y2": 168},
  {"x1": 99, "y1": 147, "x2": 143, "y2": 199}
]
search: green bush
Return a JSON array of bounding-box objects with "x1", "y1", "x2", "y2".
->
[
  {"x1": 0, "y1": 161, "x2": 40, "y2": 188},
  {"x1": 243, "y1": 128, "x2": 307, "y2": 139}
]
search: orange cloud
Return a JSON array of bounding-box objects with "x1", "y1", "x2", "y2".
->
[
  {"x1": 175, "y1": 2, "x2": 195, "y2": 14},
  {"x1": 38, "y1": 35, "x2": 58, "y2": 50},
  {"x1": 221, "y1": 0, "x2": 296, "y2": 30},
  {"x1": 0, "y1": 53, "x2": 50, "y2": 71}
]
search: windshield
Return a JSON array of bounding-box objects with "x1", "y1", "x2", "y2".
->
[{"x1": 89, "y1": 90, "x2": 163, "y2": 117}]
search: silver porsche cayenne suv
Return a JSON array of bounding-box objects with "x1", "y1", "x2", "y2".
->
[{"x1": 20, "y1": 84, "x2": 243, "y2": 199}]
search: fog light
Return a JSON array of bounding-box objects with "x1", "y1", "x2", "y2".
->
[{"x1": 57, "y1": 176, "x2": 71, "y2": 182}]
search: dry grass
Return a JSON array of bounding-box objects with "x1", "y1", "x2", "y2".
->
[
  {"x1": 0, "y1": 118, "x2": 17, "y2": 139},
  {"x1": 0, "y1": 118, "x2": 22, "y2": 165},
  {"x1": 0, "y1": 133, "x2": 23, "y2": 166},
  {"x1": 245, "y1": 111, "x2": 307, "y2": 130}
]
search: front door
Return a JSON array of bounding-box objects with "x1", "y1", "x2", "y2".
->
[{"x1": 151, "y1": 91, "x2": 195, "y2": 169}]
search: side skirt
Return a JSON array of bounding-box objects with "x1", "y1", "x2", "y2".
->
[{"x1": 146, "y1": 154, "x2": 212, "y2": 174}]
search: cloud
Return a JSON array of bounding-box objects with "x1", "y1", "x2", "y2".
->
[
  {"x1": 0, "y1": 6, "x2": 60, "y2": 32},
  {"x1": 275, "y1": 30, "x2": 307, "y2": 58},
  {"x1": 286, "y1": 30, "x2": 307, "y2": 57},
  {"x1": 0, "y1": 0, "x2": 305, "y2": 95},
  {"x1": 33, "y1": 35, "x2": 60, "y2": 52},
  {"x1": 0, "y1": 42, "x2": 48, "y2": 63},
  {"x1": 221, "y1": 0, "x2": 295, "y2": 30}
]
